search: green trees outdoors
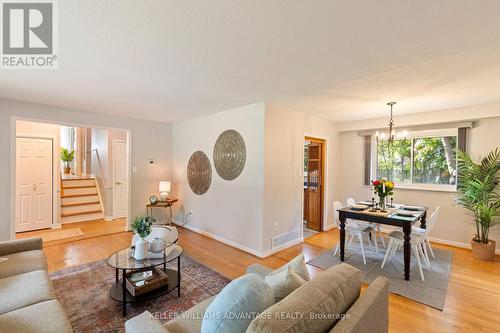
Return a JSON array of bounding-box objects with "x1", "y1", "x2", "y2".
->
[{"x1": 377, "y1": 136, "x2": 457, "y2": 185}]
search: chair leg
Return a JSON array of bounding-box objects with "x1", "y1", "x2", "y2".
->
[
  {"x1": 421, "y1": 242, "x2": 430, "y2": 268},
  {"x1": 334, "y1": 243, "x2": 339, "y2": 256},
  {"x1": 426, "y1": 238, "x2": 435, "y2": 259},
  {"x1": 389, "y1": 242, "x2": 399, "y2": 259},
  {"x1": 359, "y1": 235, "x2": 367, "y2": 265},
  {"x1": 381, "y1": 238, "x2": 393, "y2": 268},
  {"x1": 377, "y1": 225, "x2": 386, "y2": 248},
  {"x1": 414, "y1": 245, "x2": 425, "y2": 281},
  {"x1": 373, "y1": 232, "x2": 379, "y2": 254},
  {"x1": 348, "y1": 234, "x2": 355, "y2": 247}
]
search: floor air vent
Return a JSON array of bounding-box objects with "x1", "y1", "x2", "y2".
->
[{"x1": 272, "y1": 229, "x2": 302, "y2": 249}]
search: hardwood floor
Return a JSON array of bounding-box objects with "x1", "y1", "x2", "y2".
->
[
  {"x1": 40, "y1": 224, "x2": 499, "y2": 332},
  {"x1": 16, "y1": 218, "x2": 127, "y2": 246}
]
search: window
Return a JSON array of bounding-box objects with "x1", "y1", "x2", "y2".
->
[{"x1": 374, "y1": 130, "x2": 458, "y2": 191}]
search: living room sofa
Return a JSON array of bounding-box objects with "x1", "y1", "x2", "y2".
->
[
  {"x1": 0, "y1": 238, "x2": 73, "y2": 333},
  {"x1": 125, "y1": 262, "x2": 389, "y2": 333}
]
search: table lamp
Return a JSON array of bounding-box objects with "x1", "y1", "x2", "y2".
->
[{"x1": 159, "y1": 181, "x2": 171, "y2": 202}]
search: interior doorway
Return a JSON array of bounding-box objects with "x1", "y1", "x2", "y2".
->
[
  {"x1": 13, "y1": 119, "x2": 131, "y2": 240},
  {"x1": 303, "y1": 137, "x2": 326, "y2": 233}
]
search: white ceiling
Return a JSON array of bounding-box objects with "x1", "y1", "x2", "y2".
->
[{"x1": 2, "y1": 0, "x2": 500, "y2": 123}]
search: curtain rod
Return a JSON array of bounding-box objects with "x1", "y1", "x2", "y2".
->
[{"x1": 358, "y1": 121, "x2": 473, "y2": 136}]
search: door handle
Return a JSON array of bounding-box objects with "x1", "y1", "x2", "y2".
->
[
  {"x1": 33, "y1": 184, "x2": 37, "y2": 191},
  {"x1": 116, "y1": 182, "x2": 122, "y2": 185}
]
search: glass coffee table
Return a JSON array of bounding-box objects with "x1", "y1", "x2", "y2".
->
[{"x1": 107, "y1": 244, "x2": 183, "y2": 316}]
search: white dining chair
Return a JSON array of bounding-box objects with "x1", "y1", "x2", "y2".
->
[
  {"x1": 347, "y1": 197, "x2": 386, "y2": 248},
  {"x1": 381, "y1": 207, "x2": 440, "y2": 281},
  {"x1": 333, "y1": 201, "x2": 377, "y2": 264},
  {"x1": 411, "y1": 207, "x2": 440, "y2": 259}
]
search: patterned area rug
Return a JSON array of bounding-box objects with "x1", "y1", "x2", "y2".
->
[
  {"x1": 50, "y1": 255, "x2": 230, "y2": 333},
  {"x1": 306, "y1": 241, "x2": 453, "y2": 310}
]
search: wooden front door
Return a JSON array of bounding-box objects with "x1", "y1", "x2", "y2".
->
[{"x1": 304, "y1": 138, "x2": 324, "y2": 231}]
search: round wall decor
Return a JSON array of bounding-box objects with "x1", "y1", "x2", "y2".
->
[
  {"x1": 187, "y1": 151, "x2": 212, "y2": 195},
  {"x1": 213, "y1": 129, "x2": 246, "y2": 181}
]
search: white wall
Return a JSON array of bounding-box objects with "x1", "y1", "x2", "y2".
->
[
  {"x1": 262, "y1": 105, "x2": 303, "y2": 253},
  {"x1": 338, "y1": 116, "x2": 500, "y2": 251},
  {"x1": 262, "y1": 104, "x2": 342, "y2": 253},
  {"x1": 0, "y1": 98, "x2": 172, "y2": 241},
  {"x1": 172, "y1": 102, "x2": 266, "y2": 255}
]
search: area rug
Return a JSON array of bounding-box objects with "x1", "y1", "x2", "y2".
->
[
  {"x1": 42, "y1": 228, "x2": 84, "y2": 242},
  {"x1": 50, "y1": 255, "x2": 231, "y2": 333},
  {"x1": 306, "y1": 241, "x2": 453, "y2": 310}
]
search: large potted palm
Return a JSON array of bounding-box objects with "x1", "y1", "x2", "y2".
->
[{"x1": 456, "y1": 148, "x2": 500, "y2": 261}]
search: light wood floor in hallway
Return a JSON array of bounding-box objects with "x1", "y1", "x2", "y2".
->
[{"x1": 38, "y1": 224, "x2": 499, "y2": 333}]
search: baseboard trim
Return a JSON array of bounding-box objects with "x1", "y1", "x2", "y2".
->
[
  {"x1": 104, "y1": 216, "x2": 114, "y2": 222},
  {"x1": 324, "y1": 224, "x2": 336, "y2": 231},
  {"x1": 173, "y1": 220, "x2": 303, "y2": 258},
  {"x1": 427, "y1": 236, "x2": 500, "y2": 255},
  {"x1": 378, "y1": 226, "x2": 500, "y2": 255}
]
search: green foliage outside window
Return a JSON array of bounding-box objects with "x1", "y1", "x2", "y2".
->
[{"x1": 377, "y1": 136, "x2": 457, "y2": 185}]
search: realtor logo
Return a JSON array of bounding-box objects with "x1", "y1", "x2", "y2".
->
[{"x1": 1, "y1": 0, "x2": 58, "y2": 68}]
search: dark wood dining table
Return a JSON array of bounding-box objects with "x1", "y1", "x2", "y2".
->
[{"x1": 337, "y1": 205, "x2": 428, "y2": 281}]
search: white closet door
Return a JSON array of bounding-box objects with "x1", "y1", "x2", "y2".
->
[{"x1": 16, "y1": 138, "x2": 53, "y2": 232}]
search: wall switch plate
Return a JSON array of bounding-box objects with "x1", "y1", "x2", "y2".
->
[
  {"x1": 132, "y1": 167, "x2": 138, "y2": 173},
  {"x1": 273, "y1": 223, "x2": 279, "y2": 233}
]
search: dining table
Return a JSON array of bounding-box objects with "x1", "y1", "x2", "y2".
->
[{"x1": 337, "y1": 203, "x2": 428, "y2": 281}]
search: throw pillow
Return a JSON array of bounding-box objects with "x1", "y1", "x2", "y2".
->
[
  {"x1": 270, "y1": 253, "x2": 311, "y2": 281},
  {"x1": 201, "y1": 273, "x2": 274, "y2": 333},
  {"x1": 265, "y1": 266, "x2": 306, "y2": 302}
]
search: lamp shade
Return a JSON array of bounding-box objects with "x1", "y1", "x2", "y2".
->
[{"x1": 159, "y1": 181, "x2": 171, "y2": 193}]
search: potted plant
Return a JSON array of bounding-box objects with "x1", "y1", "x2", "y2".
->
[
  {"x1": 60, "y1": 148, "x2": 75, "y2": 174},
  {"x1": 456, "y1": 148, "x2": 500, "y2": 261},
  {"x1": 131, "y1": 216, "x2": 155, "y2": 260},
  {"x1": 371, "y1": 178, "x2": 394, "y2": 211}
]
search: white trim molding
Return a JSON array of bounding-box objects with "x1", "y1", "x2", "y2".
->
[
  {"x1": 427, "y1": 236, "x2": 500, "y2": 255},
  {"x1": 173, "y1": 220, "x2": 303, "y2": 258}
]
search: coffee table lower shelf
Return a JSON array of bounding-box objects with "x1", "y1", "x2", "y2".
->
[{"x1": 109, "y1": 268, "x2": 180, "y2": 316}]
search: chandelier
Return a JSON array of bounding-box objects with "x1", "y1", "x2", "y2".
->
[{"x1": 375, "y1": 102, "x2": 408, "y2": 145}]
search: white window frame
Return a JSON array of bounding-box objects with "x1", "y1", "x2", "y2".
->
[{"x1": 371, "y1": 128, "x2": 458, "y2": 192}]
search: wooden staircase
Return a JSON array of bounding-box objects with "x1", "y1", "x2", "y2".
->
[{"x1": 61, "y1": 176, "x2": 103, "y2": 223}]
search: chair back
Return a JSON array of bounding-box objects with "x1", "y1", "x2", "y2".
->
[
  {"x1": 333, "y1": 201, "x2": 344, "y2": 227},
  {"x1": 131, "y1": 226, "x2": 179, "y2": 246},
  {"x1": 346, "y1": 197, "x2": 356, "y2": 207},
  {"x1": 424, "y1": 207, "x2": 440, "y2": 237}
]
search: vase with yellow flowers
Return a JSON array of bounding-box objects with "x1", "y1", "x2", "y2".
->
[{"x1": 371, "y1": 178, "x2": 394, "y2": 212}]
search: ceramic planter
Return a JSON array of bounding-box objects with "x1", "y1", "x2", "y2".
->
[
  {"x1": 471, "y1": 239, "x2": 496, "y2": 261},
  {"x1": 134, "y1": 237, "x2": 148, "y2": 260},
  {"x1": 63, "y1": 167, "x2": 71, "y2": 174}
]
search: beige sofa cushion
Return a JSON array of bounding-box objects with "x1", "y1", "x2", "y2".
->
[
  {"x1": 247, "y1": 263, "x2": 361, "y2": 333},
  {"x1": 265, "y1": 266, "x2": 306, "y2": 302},
  {"x1": 0, "y1": 250, "x2": 47, "y2": 279},
  {"x1": 269, "y1": 254, "x2": 311, "y2": 282},
  {"x1": 0, "y1": 270, "x2": 55, "y2": 315},
  {"x1": 164, "y1": 296, "x2": 215, "y2": 333},
  {"x1": 0, "y1": 300, "x2": 73, "y2": 333}
]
